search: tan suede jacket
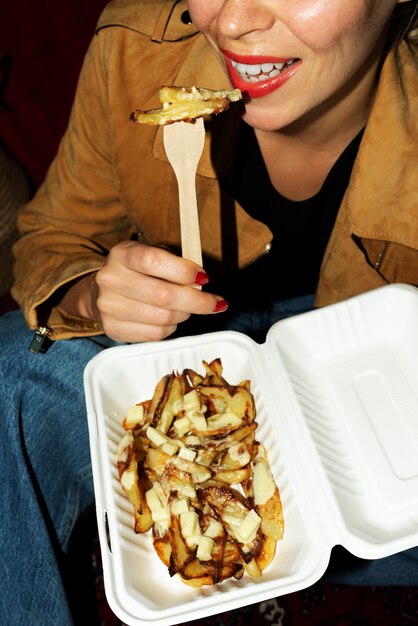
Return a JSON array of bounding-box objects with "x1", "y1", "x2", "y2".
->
[{"x1": 12, "y1": 0, "x2": 418, "y2": 340}]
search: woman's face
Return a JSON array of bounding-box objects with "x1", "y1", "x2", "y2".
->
[{"x1": 186, "y1": 0, "x2": 408, "y2": 131}]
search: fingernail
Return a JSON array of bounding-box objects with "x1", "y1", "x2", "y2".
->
[
  {"x1": 213, "y1": 299, "x2": 228, "y2": 313},
  {"x1": 194, "y1": 271, "x2": 209, "y2": 286}
]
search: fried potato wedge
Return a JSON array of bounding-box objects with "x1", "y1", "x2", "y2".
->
[
  {"x1": 219, "y1": 541, "x2": 244, "y2": 581},
  {"x1": 120, "y1": 456, "x2": 153, "y2": 534},
  {"x1": 116, "y1": 432, "x2": 153, "y2": 533},
  {"x1": 256, "y1": 488, "x2": 285, "y2": 541},
  {"x1": 252, "y1": 452, "x2": 285, "y2": 541},
  {"x1": 144, "y1": 446, "x2": 172, "y2": 480},
  {"x1": 153, "y1": 531, "x2": 171, "y2": 567},
  {"x1": 256, "y1": 535, "x2": 277, "y2": 571},
  {"x1": 201, "y1": 358, "x2": 228, "y2": 386},
  {"x1": 117, "y1": 359, "x2": 284, "y2": 587},
  {"x1": 179, "y1": 564, "x2": 214, "y2": 587},
  {"x1": 130, "y1": 86, "x2": 242, "y2": 125},
  {"x1": 148, "y1": 374, "x2": 173, "y2": 425},
  {"x1": 199, "y1": 486, "x2": 264, "y2": 562},
  {"x1": 155, "y1": 375, "x2": 184, "y2": 434},
  {"x1": 197, "y1": 385, "x2": 256, "y2": 425},
  {"x1": 168, "y1": 513, "x2": 195, "y2": 577},
  {"x1": 217, "y1": 441, "x2": 253, "y2": 470},
  {"x1": 213, "y1": 467, "x2": 252, "y2": 486}
]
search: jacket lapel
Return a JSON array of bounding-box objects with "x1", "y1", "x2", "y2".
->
[{"x1": 347, "y1": 41, "x2": 418, "y2": 247}]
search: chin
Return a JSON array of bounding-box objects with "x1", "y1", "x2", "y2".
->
[{"x1": 240, "y1": 103, "x2": 293, "y2": 132}]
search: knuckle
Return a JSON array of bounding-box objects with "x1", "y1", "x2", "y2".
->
[
  {"x1": 98, "y1": 317, "x2": 114, "y2": 338},
  {"x1": 152, "y1": 307, "x2": 176, "y2": 327},
  {"x1": 94, "y1": 291, "x2": 108, "y2": 314},
  {"x1": 136, "y1": 245, "x2": 162, "y2": 274},
  {"x1": 107, "y1": 241, "x2": 126, "y2": 262},
  {"x1": 95, "y1": 266, "x2": 111, "y2": 289},
  {"x1": 145, "y1": 324, "x2": 177, "y2": 342},
  {"x1": 152, "y1": 284, "x2": 175, "y2": 309},
  {"x1": 107, "y1": 240, "x2": 138, "y2": 269}
]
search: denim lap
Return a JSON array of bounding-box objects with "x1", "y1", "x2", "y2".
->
[{"x1": 0, "y1": 311, "x2": 115, "y2": 625}]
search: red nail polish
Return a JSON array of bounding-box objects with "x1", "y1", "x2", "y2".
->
[
  {"x1": 194, "y1": 271, "x2": 209, "y2": 286},
  {"x1": 213, "y1": 299, "x2": 228, "y2": 313}
]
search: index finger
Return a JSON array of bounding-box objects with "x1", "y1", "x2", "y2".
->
[{"x1": 117, "y1": 241, "x2": 208, "y2": 287}]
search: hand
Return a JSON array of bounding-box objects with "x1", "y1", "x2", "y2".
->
[{"x1": 60, "y1": 241, "x2": 228, "y2": 343}]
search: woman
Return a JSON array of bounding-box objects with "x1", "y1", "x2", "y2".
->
[{"x1": 1, "y1": 1, "x2": 417, "y2": 624}]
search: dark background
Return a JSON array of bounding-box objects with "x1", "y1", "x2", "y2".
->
[{"x1": 1, "y1": 1, "x2": 108, "y2": 190}]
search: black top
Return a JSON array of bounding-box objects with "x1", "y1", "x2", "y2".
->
[{"x1": 224, "y1": 124, "x2": 364, "y2": 309}]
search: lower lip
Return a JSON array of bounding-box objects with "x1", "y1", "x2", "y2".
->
[{"x1": 224, "y1": 58, "x2": 302, "y2": 99}]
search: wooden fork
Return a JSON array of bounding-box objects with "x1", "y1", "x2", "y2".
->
[{"x1": 163, "y1": 117, "x2": 206, "y2": 267}]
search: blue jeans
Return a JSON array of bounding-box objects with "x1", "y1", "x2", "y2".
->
[
  {"x1": 0, "y1": 308, "x2": 416, "y2": 626},
  {"x1": 224, "y1": 294, "x2": 316, "y2": 339},
  {"x1": 0, "y1": 311, "x2": 120, "y2": 626}
]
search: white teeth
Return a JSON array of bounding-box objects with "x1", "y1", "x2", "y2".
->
[
  {"x1": 230, "y1": 59, "x2": 295, "y2": 82},
  {"x1": 235, "y1": 62, "x2": 248, "y2": 74},
  {"x1": 246, "y1": 64, "x2": 261, "y2": 76}
]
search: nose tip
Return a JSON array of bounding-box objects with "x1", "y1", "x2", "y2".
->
[
  {"x1": 216, "y1": 2, "x2": 274, "y2": 39},
  {"x1": 217, "y1": 7, "x2": 245, "y2": 39}
]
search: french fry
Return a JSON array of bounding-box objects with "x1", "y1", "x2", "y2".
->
[
  {"x1": 149, "y1": 373, "x2": 173, "y2": 425},
  {"x1": 155, "y1": 375, "x2": 184, "y2": 434},
  {"x1": 197, "y1": 385, "x2": 256, "y2": 425},
  {"x1": 213, "y1": 467, "x2": 252, "y2": 485},
  {"x1": 153, "y1": 532, "x2": 171, "y2": 567},
  {"x1": 116, "y1": 359, "x2": 284, "y2": 587},
  {"x1": 119, "y1": 457, "x2": 153, "y2": 534},
  {"x1": 243, "y1": 558, "x2": 262, "y2": 579},
  {"x1": 252, "y1": 445, "x2": 285, "y2": 541},
  {"x1": 168, "y1": 512, "x2": 195, "y2": 576},
  {"x1": 116, "y1": 433, "x2": 153, "y2": 533},
  {"x1": 219, "y1": 541, "x2": 244, "y2": 581},
  {"x1": 256, "y1": 535, "x2": 277, "y2": 571},
  {"x1": 130, "y1": 86, "x2": 242, "y2": 126}
]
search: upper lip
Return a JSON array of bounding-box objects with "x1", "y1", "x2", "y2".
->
[{"x1": 220, "y1": 48, "x2": 297, "y2": 65}]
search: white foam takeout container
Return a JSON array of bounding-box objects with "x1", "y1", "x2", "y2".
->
[{"x1": 84, "y1": 283, "x2": 418, "y2": 626}]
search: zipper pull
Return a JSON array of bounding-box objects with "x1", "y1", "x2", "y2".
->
[{"x1": 29, "y1": 326, "x2": 52, "y2": 354}]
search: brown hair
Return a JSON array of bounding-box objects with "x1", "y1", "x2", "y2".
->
[{"x1": 386, "y1": 2, "x2": 418, "y2": 50}]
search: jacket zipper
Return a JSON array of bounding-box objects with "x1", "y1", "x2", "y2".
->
[
  {"x1": 241, "y1": 242, "x2": 272, "y2": 269},
  {"x1": 29, "y1": 326, "x2": 52, "y2": 354},
  {"x1": 374, "y1": 241, "x2": 389, "y2": 270}
]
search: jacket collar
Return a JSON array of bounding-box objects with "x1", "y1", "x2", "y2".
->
[
  {"x1": 96, "y1": 0, "x2": 198, "y2": 42},
  {"x1": 97, "y1": 0, "x2": 238, "y2": 178},
  {"x1": 347, "y1": 41, "x2": 418, "y2": 247}
]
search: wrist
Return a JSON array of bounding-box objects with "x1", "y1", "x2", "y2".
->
[{"x1": 58, "y1": 273, "x2": 99, "y2": 323}]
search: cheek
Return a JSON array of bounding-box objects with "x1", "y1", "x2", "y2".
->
[
  {"x1": 186, "y1": 1, "x2": 220, "y2": 31},
  {"x1": 286, "y1": 0, "x2": 367, "y2": 51}
]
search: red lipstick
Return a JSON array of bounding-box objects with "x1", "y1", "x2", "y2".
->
[{"x1": 221, "y1": 49, "x2": 301, "y2": 99}]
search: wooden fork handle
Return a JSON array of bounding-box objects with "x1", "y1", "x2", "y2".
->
[{"x1": 175, "y1": 167, "x2": 203, "y2": 267}]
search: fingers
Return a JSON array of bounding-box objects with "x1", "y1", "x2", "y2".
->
[
  {"x1": 97, "y1": 269, "x2": 222, "y2": 316},
  {"x1": 93, "y1": 241, "x2": 228, "y2": 343},
  {"x1": 102, "y1": 319, "x2": 180, "y2": 343},
  {"x1": 113, "y1": 240, "x2": 206, "y2": 286}
]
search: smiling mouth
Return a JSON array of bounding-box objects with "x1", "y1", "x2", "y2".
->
[{"x1": 230, "y1": 58, "x2": 300, "y2": 83}]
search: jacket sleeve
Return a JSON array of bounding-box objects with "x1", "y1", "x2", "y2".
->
[{"x1": 12, "y1": 30, "x2": 134, "y2": 339}]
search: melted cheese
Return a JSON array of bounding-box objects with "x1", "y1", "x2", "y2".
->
[{"x1": 252, "y1": 457, "x2": 275, "y2": 506}]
